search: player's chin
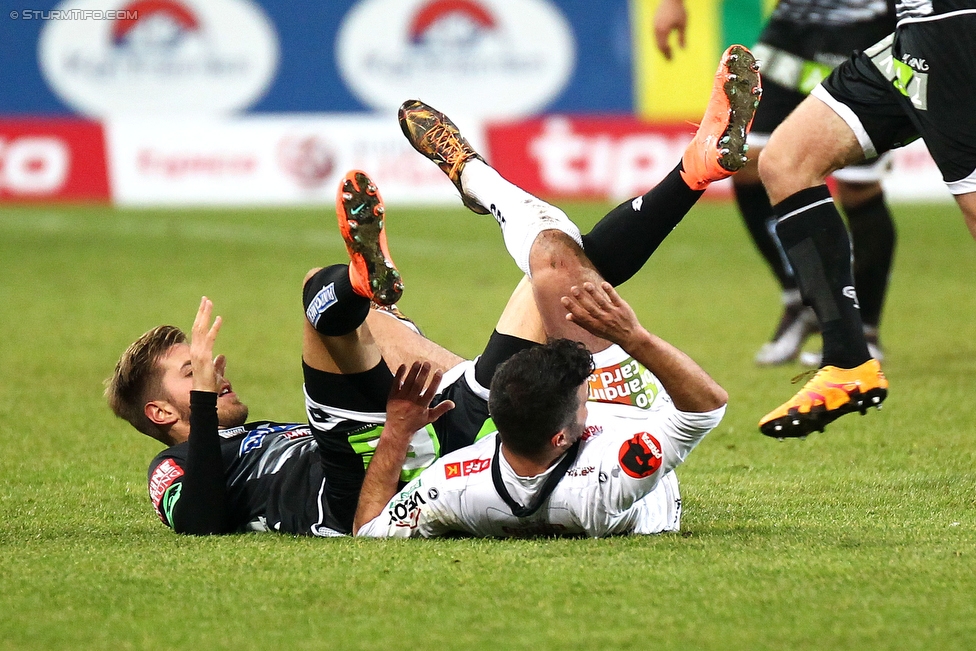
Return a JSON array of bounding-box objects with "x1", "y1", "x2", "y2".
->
[{"x1": 218, "y1": 402, "x2": 249, "y2": 428}]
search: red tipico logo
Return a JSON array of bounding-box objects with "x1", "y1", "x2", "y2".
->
[
  {"x1": 149, "y1": 458, "x2": 184, "y2": 507},
  {"x1": 486, "y1": 116, "x2": 732, "y2": 202},
  {"x1": 444, "y1": 458, "x2": 491, "y2": 480},
  {"x1": 0, "y1": 119, "x2": 110, "y2": 201}
]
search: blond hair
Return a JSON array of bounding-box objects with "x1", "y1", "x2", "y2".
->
[{"x1": 105, "y1": 325, "x2": 186, "y2": 443}]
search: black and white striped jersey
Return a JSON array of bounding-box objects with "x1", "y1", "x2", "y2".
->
[
  {"x1": 895, "y1": 0, "x2": 976, "y2": 21},
  {"x1": 771, "y1": 0, "x2": 892, "y2": 25}
]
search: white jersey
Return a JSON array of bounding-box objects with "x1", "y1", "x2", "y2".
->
[{"x1": 357, "y1": 345, "x2": 724, "y2": 539}]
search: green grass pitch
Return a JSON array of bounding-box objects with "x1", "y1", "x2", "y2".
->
[{"x1": 1, "y1": 200, "x2": 974, "y2": 650}]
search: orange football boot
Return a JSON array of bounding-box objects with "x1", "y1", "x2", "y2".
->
[
  {"x1": 759, "y1": 359, "x2": 888, "y2": 438},
  {"x1": 398, "y1": 99, "x2": 489, "y2": 214},
  {"x1": 681, "y1": 44, "x2": 762, "y2": 191},
  {"x1": 336, "y1": 170, "x2": 403, "y2": 306}
]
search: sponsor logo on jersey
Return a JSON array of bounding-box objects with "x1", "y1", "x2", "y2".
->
[
  {"x1": 566, "y1": 465, "x2": 596, "y2": 478},
  {"x1": 305, "y1": 282, "x2": 338, "y2": 328},
  {"x1": 149, "y1": 458, "x2": 184, "y2": 510},
  {"x1": 444, "y1": 457, "x2": 491, "y2": 479},
  {"x1": 618, "y1": 431, "x2": 663, "y2": 479},
  {"x1": 160, "y1": 482, "x2": 182, "y2": 525},
  {"x1": 387, "y1": 487, "x2": 428, "y2": 529},
  {"x1": 588, "y1": 358, "x2": 659, "y2": 409},
  {"x1": 279, "y1": 427, "x2": 312, "y2": 441},
  {"x1": 239, "y1": 430, "x2": 267, "y2": 455},
  {"x1": 218, "y1": 425, "x2": 247, "y2": 439},
  {"x1": 238, "y1": 424, "x2": 304, "y2": 454},
  {"x1": 581, "y1": 425, "x2": 602, "y2": 441}
]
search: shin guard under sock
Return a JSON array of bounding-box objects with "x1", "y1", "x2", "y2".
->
[
  {"x1": 773, "y1": 186, "x2": 870, "y2": 368},
  {"x1": 734, "y1": 181, "x2": 796, "y2": 290},
  {"x1": 844, "y1": 192, "x2": 896, "y2": 329},
  {"x1": 581, "y1": 164, "x2": 703, "y2": 286},
  {"x1": 303, "y1": 264, "x2": 371, "y2": 336}
]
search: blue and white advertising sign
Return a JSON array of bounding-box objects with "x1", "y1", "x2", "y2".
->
[{"x1": 1, "y1": 0, "x2": 633, "y2": 117}]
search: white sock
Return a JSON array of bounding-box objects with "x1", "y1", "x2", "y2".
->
[{"x1": 461, "y1": 160, "x2": 582, "y2": 276}]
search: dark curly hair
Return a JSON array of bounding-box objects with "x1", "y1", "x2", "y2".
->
[{"x1": 488, "y1": 338, "x2": 594, "y2": 459}]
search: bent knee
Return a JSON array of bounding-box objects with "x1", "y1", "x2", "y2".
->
[{"x1": 303, "y1": 267, "x2": 324, "y2": 286}]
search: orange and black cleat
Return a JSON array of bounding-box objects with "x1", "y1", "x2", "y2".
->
[
  {"x1": 398, "y1": 99, "x2": 488, "y2": 214},
  {"x1": 680, "y1": 44, "x2": 762, "y2": 191},
  {"x1": 759, "y1": 359, "x2": 888, "y2": 438},
  {"x1": 336, "y1": 170, "x2": 403, "y2": 306}
]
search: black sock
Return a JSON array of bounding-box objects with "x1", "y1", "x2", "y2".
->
[
  {"x1": 474, "y1": 330, "x2": 539, "y2": 389},
  {"x1": 734, "y1": 181, "x2": 796, "y2": 290},
  {"x1": 773, "y1": 186, "x2": 870, "y2": 368},
  {"x1": 302, "y1": 264, "x2": 371, "y2": 336},
  {"x1": 581, "y1": 163, "x2": 703, "y2": 286},
  {"x1": 844, "y1": 192, "x2": 896, "y2": 329}
]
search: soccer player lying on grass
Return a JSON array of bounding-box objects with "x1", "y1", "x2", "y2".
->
[
  {"x1": 106, "y1": 45, "x2": 759, "y2": 538},
  {"x1": 105, "y1": 209, "x2": 543, "y2": 536},
  {"x1": 352, "y1": 48, "x2": 760, "y2": 538}
]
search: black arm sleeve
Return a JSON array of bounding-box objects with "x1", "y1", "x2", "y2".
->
[{"x1": 171, "y1": 391, "x2": 232, "y2": 535}]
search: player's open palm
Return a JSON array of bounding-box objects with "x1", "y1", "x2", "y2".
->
[
  {"x1": 190, "y1": 296, "x2": 222, "y2": 393},
  {"x1": 561, "y1": 281, "x2": 644, "y2": 348},
  {"x1": 386, "y1": 362, "x2": 455, "y2": 441}
]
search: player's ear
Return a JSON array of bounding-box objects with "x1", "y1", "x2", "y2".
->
[
  {"x1": 550, "y1": 429, "x2": 569, "y2": 450},
  {"x1": 145, "y1": 400, "x2": 179, "y2": 427}
]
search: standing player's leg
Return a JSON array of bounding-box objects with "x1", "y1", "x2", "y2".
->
[
  {"x1": 958, "y1": 192, "x2": 976, "y2": 241},
  {"x1": 734, "y1": 152, "x2": 821, "y2": 367},
  {"x1": 757, "y1": 94, "x2": 888, "y2": 438},
  {"x1": 813, "y1": 177, "x2": 895, "y2": 365}
]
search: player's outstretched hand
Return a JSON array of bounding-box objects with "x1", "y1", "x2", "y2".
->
[
  {"x1": 190, "y1": 296, "x2": 222, "y2": 393},
  {"x1": 561, "y1": 281, "x2": 644, "y2": 347},
  {"x1": 385, "y1": 362, "x2": 455, "y2": 441}
]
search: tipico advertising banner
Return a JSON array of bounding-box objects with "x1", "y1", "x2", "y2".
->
[{"x1": 0, "y1": 119, "x2": 110, "y2": 201}]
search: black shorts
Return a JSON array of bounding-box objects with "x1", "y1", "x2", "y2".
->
[
  {"x1": 302, "y1": 332, "x2": 536, "y2": 530},
  {"x1": 750, "y1": 15, "x2": 894, "y2": 180},
  {"x1": 818, "y1": 16, "x2": 976, "y2": 193}
]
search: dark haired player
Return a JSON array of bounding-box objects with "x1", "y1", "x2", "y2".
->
[{"x1": 352, "y1": 52, "x2": 756, "y2": 536}]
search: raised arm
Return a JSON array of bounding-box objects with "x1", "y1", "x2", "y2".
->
[
  {"x1": 352, "y1": 362, "x2": 455, "y2": 534},
  {"x1": 562, "y1": 282, "x2": 727, "y2": 413},
  {"x1": 171, "y1": 297, "x2": 231, "y2": 534}
]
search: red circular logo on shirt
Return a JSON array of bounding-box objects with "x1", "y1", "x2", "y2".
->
[{"x1": 618, "y1": 432, "x2": 663, "y2": 479}]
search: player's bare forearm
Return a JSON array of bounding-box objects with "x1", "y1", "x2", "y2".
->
[
  {"x1": 353, "y1": 362, "x2": 455, "y2": 534},
  {"x1": 616, "y1": 328, "x2": 727, "y2": 413},
  {"x1": 562, "y1": 282, "x2": 727, "y2": 412},
  {"x1": 353, "y1": 429, "x2": 410, "y2": 534}
]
